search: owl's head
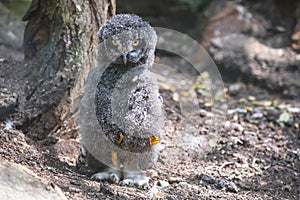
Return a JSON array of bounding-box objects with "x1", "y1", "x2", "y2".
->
[{"x1": 98, "y1": 14, "x2": 157, "y2": 66}]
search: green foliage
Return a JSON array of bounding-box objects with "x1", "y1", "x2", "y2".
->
[
  {"x1": 177, "y1": 0, "x2": 210, "y2": 12},
  {"x1": 1, "y1": 0, "x2": 31, "y2": 19}
]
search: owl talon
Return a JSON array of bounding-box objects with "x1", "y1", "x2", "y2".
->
[
  {"x1": 119, "y1": 179, "x2": 134, "y2": 186},
  {"x1": 136, "y1": 179, "x2": 150, "y2": 190},
  {"x1": 110, "y1": 173, "x2": 120, "y2": 184},
  {"x1": 119, "y1": 173, "x2": 150, "y2": 189},
  {"x1": 91, "y1": 170, "x2": 121, "y2": 184},
  {"x1": 91, "y1": 172, "x2": 109, "y2": 181}
]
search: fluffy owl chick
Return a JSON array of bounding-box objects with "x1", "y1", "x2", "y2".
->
[{"x1": 77, "y1": 14, "x2": 164, "y2": 188}]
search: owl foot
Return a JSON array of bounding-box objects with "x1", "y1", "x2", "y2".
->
[
  {"x1": 92, "y1": 170, "x2": 150, "y2": 189},
  {"x1": 91, "y1": 169, "x2": 121, "y2": 184},
  {"x1": 77, "y1": 147, "x2": 150, "y2": 189},
  {"x1": 119, "y1": 172, "x2": 150, "y2": 189}
]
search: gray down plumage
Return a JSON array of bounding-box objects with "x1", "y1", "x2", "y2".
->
[{"x1": 78, "y1": 14, "x2": 164, "y2": 173}]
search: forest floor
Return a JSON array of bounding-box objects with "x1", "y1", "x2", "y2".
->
[{"x1": 0, "y1": 44, "x2": 299, "y2": 200}]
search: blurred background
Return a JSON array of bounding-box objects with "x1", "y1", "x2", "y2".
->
[
  {"x1": 1, "y1": 0, "x2": 299, "y2": 95},
  {"x1": 2, "y1": 0, "x2": 300, "y2": 48}
]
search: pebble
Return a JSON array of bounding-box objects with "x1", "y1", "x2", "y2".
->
[
  {"x1": 217, "y1": 179, "x2": 239, "y2": 193},
  {"x1": 199, "y1": 109, "x2": 207, "y2": 117},
  {"x1": 247, "y1": 96, "x2": 256, "y2": 101},
  {"x1": 224, "y1": 121, "x2": 231, "y2": 131},
  {"x1": 146, "y1": 169, "x2": 158, "y2": 178},
  {"x1": 199, "y1": 173, "x2": 216, "y2": 184},
  {"x1": 227, "y1": 109, "x2": 235, "y2": 115},
  {"x1": 224, "y1": 121, "x2": 244, "y2": 132},
  {"x1": 168, "y1": 177, "x2": 183, "y2": 184},
  {"x1": 157, "y1": 180, "x2": 170, "y2": 187},
  {"x1": 228, "y1": 83, "x2": 241, "y2": 95},
  {"x1": 287, "y1": 107, "x2": 300, "y2": 113},
  {"x1": 251, "y1": 112, "x2": 264, "y2": 119},
  {"x1": 178, "y1": 182, "x2": 189, "y2": 187},
  {"x1": 235, "y1": 108, "x2": 247, "y2": 114},
  {"x1": 70, "y1": 180, "x2": 81, "y2": 186},
  {"x1": 172, "y1": 92, "x2": 179, "y2": 102},
  {"x1": 232, "y1": 123, "x2": 244, "y2": 132}
]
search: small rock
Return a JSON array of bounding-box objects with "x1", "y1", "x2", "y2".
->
[
  {"x1": 287, "y1": 107, "x2": 300, "y2": 113},
  {"x1": 235, "y1": 108, "x2": 247, "y2": 114},
  {"x1": 224, "y1": 121, "x2": 231, "y2": 131},
  {"x1": 217, "y1": 179, "x2": 239, "y2": 193},
  {"x1": 168, "y1": 177, "x2": 183, "y2": 184},
  {"x1": 232, "y1": 123, "x2": 244, "y2": 132},
  {"x1": 228, "y1": 83, "x2": 241, "y2": 95},
  {"x1": 157, "y1": 180, "x2": 170, "y2": 187},
  {"x1": 172, "y1": 92, "x2": 179, "y2": 102},
  {"x1": 0, "y1": 159, "x2": 67, "y2": 200},
  {"x1": 247, "y1": 96, "x2": 256, "y2": 101},
  {"x1": 226, "y1": 181, "x2": 239, "y2": 193},
  {"x1": 145, "y1": 169, "x2": 158, "y2": 178},
  {"x1": 70, "y1": 180, "x2": 81, "y2": 186},
  {"x1": 251, "y1": 112, "x2": 264, "y2": 119},
  {"x1": 178, "y1": 182, "x2": 189, "y2": 187},
  {"x1": 227, "y1": 109, "x2": 235, "y2": 115},
  {"x1": 199, "y1": 109, "x2": 207, "y2": 117},
  {"x1": 199, "y1": 173, "x2": 216, "y2": 184}
]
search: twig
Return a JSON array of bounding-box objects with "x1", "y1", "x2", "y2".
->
[{"x1": 218, "y1": 161, "x2": 235, "y2": 176}]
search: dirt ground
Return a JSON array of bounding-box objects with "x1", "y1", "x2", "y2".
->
[{"x1": 0, "y1": 42, "x2": 299, "y2": 200}]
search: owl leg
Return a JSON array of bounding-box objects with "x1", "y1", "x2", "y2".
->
[
  {"x1": 76, "y1": 145, "x2": 88, "y2": 170},
  {"x1": 119, "y1": 172, "x2": 150, "y2": 189},
  {"x1": 76, "y1": 145, "x2": 113, "y2": 176},
  {"x1": 77, "y1": 147, "x2": 149, "y2": 188}
]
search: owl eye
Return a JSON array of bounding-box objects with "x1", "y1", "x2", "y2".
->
[
  {"x1": 111, "y1": 39, "x2": 118, "y2": 46},
  {"x1": 132, "y1": 40, "x2": 140, "y2": 46}
]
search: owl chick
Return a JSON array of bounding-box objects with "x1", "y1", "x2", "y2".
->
[{"x1": 77, "y1": 14, "x2": 164, "y2": 188}]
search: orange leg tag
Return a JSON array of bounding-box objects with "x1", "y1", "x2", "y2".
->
[
  {"x1": 150, "y1": 136, "x2": 160, "y2": 145},
  {"x1": 117, "y1": 133, "x2": 124, "y2": 144}
]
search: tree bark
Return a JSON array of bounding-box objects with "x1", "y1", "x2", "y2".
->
[{"x1": 21, "y1": 0, "x2": 115, "y2": 139}]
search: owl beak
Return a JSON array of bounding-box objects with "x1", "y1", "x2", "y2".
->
[
  {"x1": 122, "y1": 54, "x2": 127, "y2": 65},
  {"x1": 127, "y1": 49, "x2": 143, "y2": 64},
  {"x1": 121, "y1": 49, "x2": 142, "y2": 65}
]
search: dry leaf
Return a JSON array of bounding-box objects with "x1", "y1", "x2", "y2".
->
[
  {"x1": 248, "y1": 96, "x2": 256, "y2": 101},
  {"x1": 181, "y1": 91, "x2": 189, "y2": 97},
  {"x1": 252, "y1": 100, "x2": 272, "y2": 107},
  {"x1": 246, "y1": 106, "x2": 253, "y2": 112},
  {"x1": 205, "y1": 102, "x2": 213, "y2": 107}
]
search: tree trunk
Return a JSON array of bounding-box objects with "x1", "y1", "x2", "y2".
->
[{"x1": 21, "y1": 0, "x2": 116, "y2": 139}]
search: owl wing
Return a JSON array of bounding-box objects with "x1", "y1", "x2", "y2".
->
[{"x1": 111, "y1": 70, "x2": 164, "y2": 137}]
